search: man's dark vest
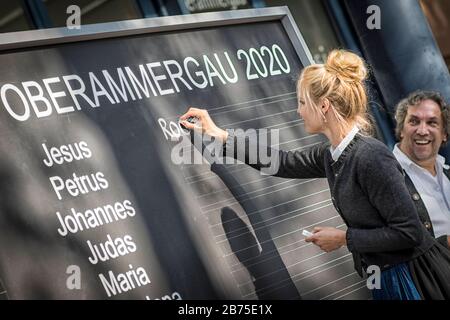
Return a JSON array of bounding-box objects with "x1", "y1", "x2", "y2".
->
[{"x1": 403, "y1": 166, "x2": 450, "y2": 247}]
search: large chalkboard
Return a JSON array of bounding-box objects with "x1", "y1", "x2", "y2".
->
[{"x1": 0, "y1": 7, "x2": 370, "y2": 300}]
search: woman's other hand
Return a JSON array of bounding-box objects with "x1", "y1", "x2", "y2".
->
[
  {"x1": 305, "y1": 227, "x2": 347, "y2": 252},
  {"x1": 180, "y1": 107, "x2": 228, "y2": 143}
]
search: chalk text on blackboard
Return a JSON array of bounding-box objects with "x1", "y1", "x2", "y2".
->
[
  {"x1": 87, "y1": 233, "x2": 137, "y2": 265},
  {"x1": 42, "y1": 141, "x2": 92, "y2": 167},
  {"x1": 99, "y1": 264, "x2": 150, "y2": 297},
  {"x1": 56, "y1": 199, "x2": 136, "y2": 236},
  {"x1": 49, "y1": 171, "x2": 109, "y2": 200}
]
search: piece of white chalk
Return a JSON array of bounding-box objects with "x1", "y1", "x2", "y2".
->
[{"x1": 302, "y1": 230, "x2": 313, "y2": 237}]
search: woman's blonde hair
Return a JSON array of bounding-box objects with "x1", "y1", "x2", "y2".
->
[{"x1": 298, "y1": 49, "x2": 372, "y2": 135}]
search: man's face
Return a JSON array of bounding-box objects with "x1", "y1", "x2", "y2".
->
[{"x1": 399, "y1": 99, "x2": 447, "y2": 165}]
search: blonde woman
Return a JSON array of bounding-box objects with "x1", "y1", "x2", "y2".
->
[{"x1": 180, "y1": 50, "x2": 450, "y2": 300}]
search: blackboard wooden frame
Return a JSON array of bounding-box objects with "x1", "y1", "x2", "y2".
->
[{"x1": 0, "y1": 6, "x2": 314, "y2": 67}]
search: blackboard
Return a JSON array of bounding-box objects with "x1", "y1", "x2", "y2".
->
[{"x1": 0, "y1": 7, "x2": 370, "y2": 300}]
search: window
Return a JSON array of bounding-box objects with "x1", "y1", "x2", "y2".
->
[
  {"x1": 420, "y1": 0, "x2": 450, "y2": 70},
  {"x1": 44, "y1": 0, "x2": 142, "y2": 27},
  {"x1": 0, "y1": 1, "x2": 33, "y2": 33},
  {"x1": 264, "y1": 0, "x2": 341, "y2": 63},
  {"x1": 181, "y1": 0, "x2": 252, "y2": 14}
]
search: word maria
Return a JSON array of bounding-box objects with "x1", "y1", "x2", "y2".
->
[{"x1": 99, "y1": 264, "x2": 150, "y2": 298}]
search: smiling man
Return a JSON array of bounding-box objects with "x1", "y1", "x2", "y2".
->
[{"x1": 393, "y1": 91, "x2": 450, "y2": 248}]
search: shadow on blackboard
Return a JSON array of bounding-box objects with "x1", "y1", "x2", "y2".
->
[
  {"x1": 221, "y1": 206, "x2": 301, "y2": 299},
  {"x1": 182, "y1": 127, "x2": 302, "y2": 299},
  {"x1": 212, "y1": 161, "x2": 301, "y2": 300}
]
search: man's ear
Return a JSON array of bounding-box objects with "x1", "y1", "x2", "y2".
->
[{"x1": 399, "y1": 127, "x2": 405, "y2": 140}]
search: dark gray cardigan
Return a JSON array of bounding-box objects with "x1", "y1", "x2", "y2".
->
[
  {"x1": 224, "y1": 130, "x2": 436, "y2": 276},
  {"x1": 404, "y1": 170, "x2": 450, "y2": 249}
]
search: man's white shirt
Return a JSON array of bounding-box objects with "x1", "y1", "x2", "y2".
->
[{"x1": 394, "y1": 144, "x2": 450, "y2": 238}]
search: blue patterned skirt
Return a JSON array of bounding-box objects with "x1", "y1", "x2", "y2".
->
[
  {"x1": 372, "y1": 243, "x2": 450, "y2": 300},
  {"x1": 372, "y1": 263, "x2": 421, "y2": 300}
]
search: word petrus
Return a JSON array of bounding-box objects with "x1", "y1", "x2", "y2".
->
[{"x1": 49, "y1": 171, "x2": 108, "y2": 201}]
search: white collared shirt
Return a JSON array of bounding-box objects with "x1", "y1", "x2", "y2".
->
[
  {"x1": 393, "y1": 144, "x2": 450, "y2": 238},
  {"x1": 330, "y1": 126, "x2": 360, "y2": 161}
]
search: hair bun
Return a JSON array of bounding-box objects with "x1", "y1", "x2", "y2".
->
[{"x1": 325, "y1": 50, "x2": 367, "y2": 82}]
